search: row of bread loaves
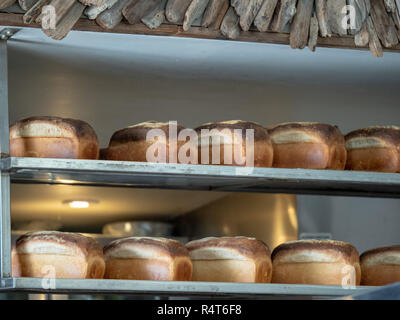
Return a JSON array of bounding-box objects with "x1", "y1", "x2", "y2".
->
[
  {"x1": 11, "y1": 231, "x2": 400, "y2": 286},
  {"x1": 8, "y1": 116, "x2": 400, "y2": 172}
]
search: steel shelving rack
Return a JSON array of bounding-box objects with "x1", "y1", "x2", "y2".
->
[{"x1": 0, "y1": 27, "x2": 398, "y2": 299}]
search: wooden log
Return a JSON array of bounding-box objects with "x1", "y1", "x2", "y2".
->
[
  {"x1": 208, "y1": 0, "x2": 228, "y2": 29},
  {"x1": 23, "y1": 0, "x2": 50, "y2": 24},
  {"x1": 370, "y1": 0, "x2": 398, "y2": 47},
  {"x1": 142, "y1": 0, "x2": 167, "y2": 29},
  {"x1": 43, "y1": 0, "x2": 86, "y2": 40},
  {"x1": 384, "y1": 0, "x2": 397, "y2": 12},
  {"x1": 183, "y1": 0, "x2": 209, "y2": 31},
  {"x1": 123, "y1": 0, "x2": 162, "y2": 25},
  {"x1": 315, "y1": 0, "x2": 331, "y2": 37},
  {"x1": 326, "y1": 0, "x2": 347, "y2": 36},
  {"x1": 355, "y1": 20, "x2": 369, "y2": 46},
  {"x1": 96, "y1": 0, "x2": 132, "y2": 29},
  {"x1": 84, "y1": 0, "x2": 118, "y2": 20},
  {"x1": 37, "y1": 0, "x2": 76, "y2": 25},
  {"x1": 366, "y1": 16, "x2": 383, "y2": 57},
  {"x1": 18, "y1": 0, "x2": 36, "y2": 10},
  {"x1": 202, "y1": 0, "x2": 226, "y2": 27},
  {"x1": 348, "y1": 0, "x2": 368, "y2": 35},
  {"x1": 220, "y1": 6, "x2": 240, "y2": 39},
  {"x1": 79, "y1": 0, "x2": 106, "y2": 6},
  {"x1": 165, "y1": 0, "x2": 192, "y2": 23},
  {"x1": 290, "y1": 0, "x2": 314, "y2": 49},
  {"x1": 231, "y1": 0, "x2": 265, "y2": 31},
  {"x1": 0, "y1": 0, "x2": 16, "y2": 10},
  {"x1": 254, "y1": 0, "x2": 279, "y2": 32},
  {"x1": 270, "y1": 0, "x2": 297, "y2": 32},
  {"x1": 308, "y1": 12, "x2": 318, "y2": 51}
]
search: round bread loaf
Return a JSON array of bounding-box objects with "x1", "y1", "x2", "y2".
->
[
  {"x1": 10, "y1": 116, "x2": 99, "y2": 159},
  {"x1": 194, "y1": 120, "x2": 273, "y2": 167},
  {"x1": 186, "y1": 236, "x2": 272, "y2": 283},
  {"x1": 271, "y1": 239, "x2": 361, "y2": 286},
  {"x1": 15, "y1": 231, "x2": 105, "y2": 279},
  {"x1": 103, "y1": 237, "x2": 192, "y2": 281},
  {"x1": 106, "y1": 121, "x2": 187, "y2": 163},
  {"x1": 345, "y1": 126, "x2": 400, "y2": 173},
  {"x1": 360, "y1": 245, "x2": 400, "y2": 286},
  {"x1": 267, "y1": 122, "x2": 346, "y2": 169}
]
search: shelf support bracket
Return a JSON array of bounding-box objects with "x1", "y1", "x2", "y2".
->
[{"x1": 0, "y1": 34, "x2": 12, "y2": 279}]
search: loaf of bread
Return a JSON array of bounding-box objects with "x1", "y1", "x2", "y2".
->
[
  {"x1": 360, "y1": 245, "x2": 400, "y2": 286},
  {"x1": 14, "y1": 231, "x2": 105, "y2": 279},
  {"x1": 106, "y1": 121, "x2": 186, "y2": 163},
  {"x1": 271, "y1": 240, "x2": 361, "y2": 286},
  {"x1": 194, "y1": 120, "x2": 273, "y2": 167},
  {"x1": 103, "y1": 237, "x2": 192, "y2": 281},
  {"x1": 186, "y1": 237, "x2": 272, "y2": 283},
  {"x1": 267, "y1": 122, "x2": 346, "y2": 169},
  {"x1": 345, "y1": 126, "x2": 400, "y2": 173},
  {"x1": 10, "y1": 116, "x2": 99, "y2": 159}
]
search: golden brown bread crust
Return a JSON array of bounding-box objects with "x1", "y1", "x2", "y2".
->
[
  {"x1": 345, "y1": 126, "x2": 400, "y2": 172},
  {"x1": 194, "y1": 120, "x2": 273, "y2": 167},
  {"x1": 272, "y1": 239, "x2": 360, "y2": 265},
  {"x1": 186, "y1": 236, "x2": 271, "y2": 260},
  {"x1": 10, "y1": 116, "x2": 99, "y2": 159},
  {"x1": 106, "y1": 121, "x2": 186, "y2": 162},
  {"x1": 360, "y1": 245, "x2": 400, "y2": 264},
  {"x1": 104, "y1": 237, "x2": 190, "y2": 259},
  {"x1": 15, "y1": 231, "x2": 105, "y2": 279},
  {"x1": 267, "y1": 122, "x2": 346, "y2": 169}
]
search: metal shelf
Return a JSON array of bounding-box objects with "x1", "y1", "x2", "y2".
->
[
  {"x1": 2, "y1": 157, "x2": 400, "y2": 198},
  {"x1": 0, "y1": 278, "x2": 375, "y2": 299}
]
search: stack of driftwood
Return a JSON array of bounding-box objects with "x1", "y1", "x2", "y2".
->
[{"x1": 0, "y1": 0, "x2": 399, "y2": 57}]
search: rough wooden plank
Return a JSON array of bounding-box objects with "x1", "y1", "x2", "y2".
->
[
  {"x1": 84, "y1": 0, "x2": 118, "y2": 20},
  {"x1": 366, "y1": 15, "x2": 383, "y2": 57},
  {"x1": 18, "y1": 0, "x2": 36, "y2": 10},
  {"x1": 220, "y1": 6, "x2": 240, "y2": 39},
  {"x1": 254, "y1": 0, "x2": 278, "y2": 32},
  {"x1": 79, "y1": 0, "x2": 106, "y2": 6},
  {"x1": 348, "y1": 0, "x2": 368, "y2": 35},
  {"x1": 165, "y1": 0, "x2": 192, "y2": 23},
  {"x1": 183, "y1": 0, "x2": 209, "y2": 31},
  {"x1": 308, "y1": 12, "x2": 318, "y2": 51},
  {"x1": 355, "y1": 20, "x2": 369, "y2": 46},
  {"x1": 315, "y1": 0, "x2": 331, "y2": 37},
  {"x1": 142, "y1": 0, "x2": 167, "y2": 29},
  {"x1": 123, "y1": 0, "x2": 162, "y2": 25},
  {"x1": 290, "y1": 0, "x2": 314, "y2": 49},
  {"x1": 370, "y1": 0, "x2": 398, "y2": 47},
  {"x1": 270, "y1": 0, "x2": 296, "y2": 32},
  {"x1": 0, "y1": 0, "x2": 16, "y2": 10},
  {"x1": 231, "y1": 0, "x2": 265, "y2": 31},
  {"x1": 23, "y1": 0, "x2": 50, "y2": 24},
  {"x1": 207, "y1": 0, "x2": 228, "y2": 29},
  {"x1": 327, "y1": 0, "x2": 347, "y2": 36},
  {"x1": 96, "y1": 0, "x2": 132, "y2": 29},
  {"x1": 37, "y1": 0, "x2": 76, "y2": 25},
  {"x1": 43, "y1": 0, "x2": 85, "y2": 40},
  {"x1": 202, "y1": 0, "x2": 226, "y2": 27}
]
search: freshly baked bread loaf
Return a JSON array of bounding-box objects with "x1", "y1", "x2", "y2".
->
[
  {"x1": 271, "y1": 239, "x2": 361, "y2": 286},
  {"x1": 360, "y1": 245, "x2": 400, "y2": 286},
  {"x1": 10, "y1": 116, "x2": 99, "y2": 159},
  {"x1": 345, "y1": 126, "x2": 400, "y2": 173},
  {"x1": 103, "y1": 237, "x2": 192, "y2": 281},
  {"x1": 106, "y1": 121, "x2": 186, "y2": 163},
  {"x1": 194, "y1": 120, "x2": 273, "y2": 167},
  {"x1": 14, "y1": 231, "x2": 105, "y2": 279},
  {"x1": 186, "y1": 237, "x2": 272, "y2": 283},
  {"x1": 267, "y1": 122, "x2": 346, "y2": 169},
  {"x1": 11, "y1": 246, "x2": 21, "y2": 277}
]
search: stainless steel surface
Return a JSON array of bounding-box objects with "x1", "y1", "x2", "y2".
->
[
  {"x1": 177, "y1": 193, "x2": 298, "y2": 250},
  {"x1": 102, "y1": 221, "x2": 174, "y2": 237},
  {"x1": 3, "y1": 157, "x2": 400, "y2": 198},
  {"x1": 0, "y1": 277, "x2": 376, "y2": 299},
  {"x1": 341, "y1": 282, "x2": 400, "y2": 300},
  {"x1": 0, "y1": 39, "x2": 11, "y2": 278}
]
